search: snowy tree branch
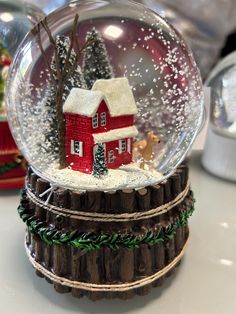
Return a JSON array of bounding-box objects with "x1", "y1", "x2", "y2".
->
[
  {"x1": 41, "y1": 17, "x2": 63, "y2": 84},
  {"x1": 64, "y1": 36, "x2": 94, "y2": 83},
  {"x1": 36, "y1": 24, "x2": 56, "y2": 83},
  {"x1": 63, "y1": 14, "x2": 79, "y2": 80}
]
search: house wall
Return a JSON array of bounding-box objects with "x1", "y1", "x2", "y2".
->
[
  {"x1": 103, "y1": 101, "x2": 134, "y2": 130},
  {"x1": 109, "y1": 115, "x2": 134, "y2": 130},
  {"x1": 65, "y1": 114, "x2": 94, "y2": 173},
  {"x1": 105, "y1": 139, "x2": 133, "y2": 169},
  {"x1": 66, "y1": 112, "x2": 92, "y2": 133},
  {"x1": 87, "y1": 100, "x2": 135, "y2": 133},
  {"x1": 65, "y1": 100, "x2": 135, "y2": 173},
  {"x1": 65, "y1": 101, "x2": 134, "y2": 135}
]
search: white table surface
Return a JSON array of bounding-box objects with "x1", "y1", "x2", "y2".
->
[{"x1": 0, "y1": 151, "x2": 236, "y2": 314}]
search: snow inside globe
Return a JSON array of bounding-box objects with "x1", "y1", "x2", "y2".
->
[{"x1": 6, "y1": 0, "x2": 203, "y2": 191}]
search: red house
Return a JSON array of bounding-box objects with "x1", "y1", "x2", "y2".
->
[{"x1": 63, "y1": 77, "x2": 138, "y2": 174}]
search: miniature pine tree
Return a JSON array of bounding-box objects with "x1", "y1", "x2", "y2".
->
[
  {"x1": 93, "y1": 144, "x2": 108, "y2": 178},
  {"x1": 44, "y1": 35, "x2": 87, "y2": 154},
  {"x1": 82, "y1": 28, "x2": 113, "y2": 89},
  {"x1": 52, "y1": 35, "x2": 87, "y2": 101},
  {"x1": 37, "y1": 14, "x2": 94, "y2": 168}
]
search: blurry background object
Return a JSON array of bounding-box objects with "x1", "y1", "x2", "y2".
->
[
  {"x1": 202, "y1": 51, "x2": 236, "y2": 181},
  {"x1": 0, "y1": 0, "x2": 44, "y2": 188},
  {"x1": 26, "y1": 0, "x2": 69, "y2": 14},
  {"x1": 0, "y1": 0, "x2": 44, "y2": 56},
  {"x1": 136, "y1": 0, "x2": 236, "y2": 79}
]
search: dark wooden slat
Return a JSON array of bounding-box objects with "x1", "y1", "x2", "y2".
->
[
  {"x1": 136, "y1": 188, "x2": 151, "y2": 211},
  {"x1": 135, "y1": 245, "x2": 152, "y2": 296},
  {"x1": 53, "y1": 245, "x2": 70, "y2": 293},
  {"x1": 150, "y1": 184, "x2": 164, "y2": 208}
]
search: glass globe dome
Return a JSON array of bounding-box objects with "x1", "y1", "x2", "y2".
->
[
  {"x1": 0, "y1": 0, "x2": 44, "y2": 121},
  {"x1": 0, "y1": 0, "x2": 45, "y2": 56},
  {"x1": 6, "y1": 0, "x2": 203, "y2": 191},
  {"x1": 206, "y1": 51, "x2": 236, "y2": 139}
]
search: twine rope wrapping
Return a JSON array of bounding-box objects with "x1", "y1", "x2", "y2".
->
[
  {"x1": 25, "y1": 235, "x2": 189, "y2": 292},
  {"x1": 25, "y1": 180, "x2": 190, "y2": 222}
]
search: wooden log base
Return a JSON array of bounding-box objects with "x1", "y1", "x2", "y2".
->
[
  {"x1": 25, "y1": 227, "x2": 189, "y2": 300},
  {"x1": 20, "y1": 164, "x2": 193, "y2": 300}
]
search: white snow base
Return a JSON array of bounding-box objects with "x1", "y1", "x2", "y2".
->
[{"x1": 45, "y1": 162, "x2": 163, "y2": 192}]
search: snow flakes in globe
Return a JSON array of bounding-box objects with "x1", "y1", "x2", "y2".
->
[{"x1": 6, "y1": 1, "x2": 203, "y2": 191}]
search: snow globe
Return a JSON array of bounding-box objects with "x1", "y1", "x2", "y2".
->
[
  {"x1": 7, "y1": 0, "x2": 203, "y2": 299},
  {"x1": 0, "y1": 0, "x2": 44, "y2": 188},
  {"x1": 202, "y1": 51, "x2": 236, "y2": 181}
]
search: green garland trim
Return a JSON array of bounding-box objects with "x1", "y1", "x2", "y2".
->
[
  {"x1": 0, "y1": 161, "x2": 20, "y2": 175},
  {"x1": 18, "y1": 191, "x2": 195, "y2": 251}
]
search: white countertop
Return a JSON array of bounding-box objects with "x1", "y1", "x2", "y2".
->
[{"x1": 0, "y1": 151, "x2": 236, "y2": 314}]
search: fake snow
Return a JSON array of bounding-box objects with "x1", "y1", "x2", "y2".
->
[{"x1": 45, "y1": 162, "x2": 163, "y2": 192}]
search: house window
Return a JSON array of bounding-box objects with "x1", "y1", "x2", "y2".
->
[
  {"x1": 71, "y1": 140, "x2": 83, "y2": 157},
  {"x1": 119, "y1": 139, "x2": 126, "y2": 154},
  {"x1": 92, "y1": 113, "x2": 98, "y2": 129},
  {"x1": 100, "y1": 112, "x2": 106, "y2": 126},
  {"x1": 108, "y1": 150, "x2": 114, "y2": 163}
]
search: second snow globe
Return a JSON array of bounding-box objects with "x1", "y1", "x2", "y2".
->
[
  {"x1": 7, "y1": 0, "x2": 203, "y2": 300},
  {"x1": 0, "y1": 0, "x2": 44, "y2": 188}
]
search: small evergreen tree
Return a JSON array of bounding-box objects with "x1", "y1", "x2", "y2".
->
[
  {"x1": 37, "y1": 14, "x2": 93, "y2": 168},
  {"x1": 93, "y1": 144, "x2": 108, "y2": 178},
  {"x1": 44, "y1": 35, "x2": 86, "y2": 155},
  {"x1": 52, "y1": 35, "x2": 87, "y2": 101},
  {"x1": 82, "y1": 28, "x2": 114, "y2": 89}
]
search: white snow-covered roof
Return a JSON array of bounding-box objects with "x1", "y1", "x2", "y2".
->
[
  {"x1": 63, "y1": 77, "x2": 138, "y2": 117},
  {"x1": 63, "y1": 88, "x2": 104, "y2": 117},
  {"x1": 93, "y1": 126, "x2": 138, "y2": 144},
  {"x1": 92, "y1": 77, "x2": 138, "y2": 117}
]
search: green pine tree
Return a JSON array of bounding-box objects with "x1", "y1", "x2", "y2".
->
[
  {"x1": 51, "y1": 35, "x2": 87, "y2": 101},
  {"x1": 43, "y1": 35, "x2": 86, "y2": 155},
  {"x1": 82, "y1": 28, "x2": 114, "y2": 89},
  {"x1": 93, "y1": 144, "x2": 108, "y2": 178}
]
